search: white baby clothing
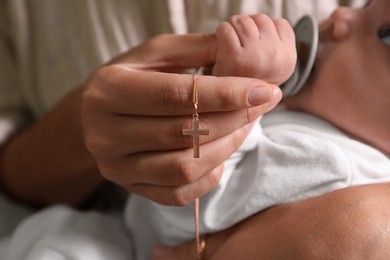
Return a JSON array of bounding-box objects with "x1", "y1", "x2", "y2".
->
[{"x1": 125, "y1": 109, "x2": 390, "y2": 259}]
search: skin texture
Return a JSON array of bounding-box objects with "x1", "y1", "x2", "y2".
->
[
  {"x1": 82, "y1": 66, "x2": 282, "y2": 206},
  {"x1": 153, "y1": 0, "x2": 390, "y2": 258},
  {"x1": 81, "y1": 14, "x2": 294, "y2": 206},
  {"x1": 213, "y1": 14, "x2": 296, "y2": 85},
  {"x1": 153, "y1": 184, "x2": 390, "y2": 259},
  {"x1": 0, "y1": 32, "x2": 282, "y2": 207}
]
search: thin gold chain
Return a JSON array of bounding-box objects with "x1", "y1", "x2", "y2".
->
[
  {"x1": 193, "y1": 74, "x2": 199, "y2": 105},
  {"x1": 195, "y1": 198, "x2": 201, "y2": 259},
  {"x1": 193, "y1": 74, "x2": 202, "y2": 259}
]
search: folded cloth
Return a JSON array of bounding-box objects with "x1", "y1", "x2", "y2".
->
[
  {"x1": 2, "y1": 205, "x2": 133, "y2": 260},
  {"x1": 0, "y1": 193, "x2": 33, "y2": 237}
]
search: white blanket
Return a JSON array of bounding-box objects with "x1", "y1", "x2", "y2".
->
[
  {"x1": 0, "y1": 204, "x2": 132, "y2": 260},
  {"x1": 126, "y1": 110, "x2": 390, "y2": 259}
]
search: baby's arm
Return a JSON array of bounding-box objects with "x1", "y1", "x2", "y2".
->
[{"x1": 213, "y1": 14, "x2": 296, "y2": 85}]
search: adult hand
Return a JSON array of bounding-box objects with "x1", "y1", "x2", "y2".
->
[
  {"x1": 81, "y1": 34, "x2": 282, "y2": 206},
  {"x1": 152, "y1": 183, "x2": 390, "y2": 259}
]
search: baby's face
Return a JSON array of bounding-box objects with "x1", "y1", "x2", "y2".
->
[
  {"x1": 286, "y1": 0, "x2": 390, "y2": 154},
  {"x1": 315, "y1": 0, "x2": 390, "y2": 90}
]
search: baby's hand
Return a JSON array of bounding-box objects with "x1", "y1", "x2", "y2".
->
[{"x1": 213, "y1": 14, "x2": 296, "y2": 85}]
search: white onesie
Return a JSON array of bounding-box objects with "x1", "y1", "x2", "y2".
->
[{"x1": 125, "y1": 109, "x2": 390, "y2": 260}]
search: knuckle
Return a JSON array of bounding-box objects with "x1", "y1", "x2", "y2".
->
[
  {"x1": 171, "y1": 156, "x2": 199, "y2": 185},
  {"x1": 277, "y1": 18, "x2": 295, "y2": 35},
  {"x1": 232, "y1": 15, "x2": 257, "y2": 34},
  {"x1": 157, "y1": 187, "x2": 191, "y2": 207},
  {"x1": 274, "y1": 18, "x2": 296, "y2": 41},
  {"x1": 217, "y1": 83, "x2": 240, "y2": 108},
  {"x1": 228, "y1": 127, "x2": 247, "y2": 151},
  {"x1": 98, "y1": 167, "x2": 111, "y2": 180},
  {"x1": 84, "y1": 134, "x2": 114, "y2": 156},
  {"x1": 230, "y1": 14, "x2": 251, "y2": 25},
  {"x1": 161, "y1": 76, "x2": 191, "y2": 114},
  {"x1": 216, "y1": 21, "x2": 229, "y2": 34},
  {"x1": 251, "y1": 13, "x2": 269, "y2": 20},
  {"x1": 83, "y1": 69, "x2": 105, "y2": 103},
  {"x1": 274, "y1": 18, "x2": 290, "y2": 28},
  {"x1": 251, "y1": 13, "x2": 273, "y2": 26},
  {"x1": 96, "y1": 163, "x2": 116, "y2": 182},
  {"x1": 82, "y1": 65, "x2": 122, "y2": 108},
  {"x1": 85, "y1": 65, "x2": 121, "y2": 90},
  {"x1": 171, "y1": 188, "x2": 191, "y2": 206},
  {"x1": 242, "y1": 107, "x2": 260, "y2": 123},
  {"x1": 84, "y1": 130, "x2": 130, "y2": 158},
  {"x1": 207, "y1": 167, "x2": 223, "y2": 189},
  {"x1": 216, "y1": 22, "x2": 233, "y2": 40},
  {"x1": 228, "y1": 14, "x2": 242, "y2": 23}
]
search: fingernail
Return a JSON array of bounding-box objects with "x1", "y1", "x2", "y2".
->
[
  {"x1": 248, "y1": 85, "x2": 273, "y2": 106},
  {"x1": 152, "y1": 245, "x2": 172, "y2": 258},
  {"x1": 272, "y1": 87, "x2": 282, "y2": 100},
  {"x1": 263, "y1": 87, "x2": 283, "y2": 112}
]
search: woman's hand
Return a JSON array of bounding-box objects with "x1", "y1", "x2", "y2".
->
[
  {"x1": 152, "y1": 183, "x2": 390, "y2": 259},
  {"x1": 82, "y1": 64, "x2": 281, "y2": 205}
]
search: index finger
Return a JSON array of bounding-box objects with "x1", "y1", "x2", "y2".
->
[{"x1": 84, "y1": 65, "x2": 278, "y2": 116}]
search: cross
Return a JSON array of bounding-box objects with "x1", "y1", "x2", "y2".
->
[{"x1": 182, "y1": 117, "x2": 209, "y2": 158}]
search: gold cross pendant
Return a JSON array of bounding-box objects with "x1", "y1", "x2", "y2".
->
[{"x1": 182, "y1": 117, "x2": 209, "y2": 158}]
